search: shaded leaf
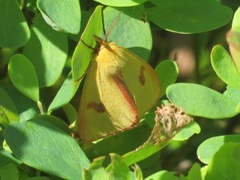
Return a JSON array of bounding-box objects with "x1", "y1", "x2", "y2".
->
[
  {"x1": 8, "y1": 54, "x2": 39, "y2": 102},
  {"x1": 147, "y1": 0, "x2": 232, "y2": 33},
  {"x1": 23, "y1": 15, "x2": 68, "y2": 87},
  {"x1": 0, "y1": 0, "x2": 30, "y2": 48},
  {"x1": 0, "y1": 163, "x2": 19, "y2": 180},
  {"x1": 4, "y1": 119, "x2": 90, "y2": 180},
  {"x1": 3, "y1": 86, "x2": 39, "y2": 122},
  {"x1": 0, "y1": 87, "x2": 18, "y2": 125},
  {"x1": 155, "y1": 60, "x2": 178, "y2": 96},
  {"x1": 48, "y1": 73, "x2": 75, "y2": 112}
]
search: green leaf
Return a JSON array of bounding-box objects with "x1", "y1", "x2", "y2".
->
[
  {"x1": 36, "y1": 115, "x2": 71, "y2": 135},
  {"x1": 23, "y1": 14, "x2": 68, "y2": 87},
  {"x1": 62, "y1": 103, "x2": 78, "y2": 132},
  {"x1": 37, "y1": 0, "x2": 81, "y2": 34},
  {"x1": 3, "y1": 86, "x2": 39, "y2": 122},
  {"x1": 83, "y1": 157, "x2": 109, "y2": 180},
  {"x1": 231, "y1": 143, "x2": 240, "y2": 166},
  {"x1": 84, "y1": 125, "x2": 151, "y2": 161},
  {"x1": 232, "y1": 7, "x2": 240, "y2": 27},
  {"x1": 145, "y1": 170, "x2": 186, "y2": 180},
  {"x1": 84, "y1": 154, "x2": 137, "y2": 180},
  {"x1": 107, "y1": 153, "x2": 130, "y2": 179},
  {"x1": 103, "y1": 6, "x2": 152, "y2": 60},
  {"x1": 147, "y1": 0, "x2": 233, "y2": 33},
  {"x1": 94, "y1": 0, "x2": 147, "y2": 7},
  {"x1": 0, "y1": 107, "x2": 10, "y2": 127},
  {"x1": 167, "y1": 83, "x2": 240, "y2": 118},
  {"x1": 205, "y1": 143, "x2": 240, "y2": 180},
  {"x1": 173, "y1": 122, "x2": 200, "y2": 141},
  {"x1": 155, "y1": 60, "x2": 178, "y2": 96},
  {"x1": 48, "y1": 72, "x2": 75, "y2": 112},
  {"x1": 211, "y1": 45, "x2": 240, "y2": 88},
  {"x1": 132, "y1": 164, "x2": 143, "y2": 180},
  {"x1": 0, "y1": 149, "x2": 22, "y2": 168},
  {"x1": 4, "y1": 119, "x2": 90, "y2": 180},
  {"x1": 197, "y1": 134, "x2": 240, "y2": 164},
  {"x1": 72, "y1": 5, "x2": 103, "y2": 84},
  {"x1": 122, "y1": 140, "x2": 169, "y2": 167},
  {"x1": 0, "y1": 0, "x2": 30, "y2": 48},
  {"x1": 0, "y1": 163, "x2": 19, "y2": 180},
  {"x1": 186, "y1": 163, "x2": 202, "y2": 180},
  {"x1": 0, "y1": 87, "x2": 18, "y2": 125},
  {"x1": 8, "y1": 54, "x2": 39, "y2": 102},
  {"x1": 224, "y1": 86, "x2": 240, "y2": 103}
]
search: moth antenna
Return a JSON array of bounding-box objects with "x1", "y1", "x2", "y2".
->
[{"x1": 104, "y1": 12, "x2": 122, "y2": 41}]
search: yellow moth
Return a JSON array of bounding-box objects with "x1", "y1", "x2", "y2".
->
[{"x1": 78, "y1": 35, "x2": 161, "y2": 142}]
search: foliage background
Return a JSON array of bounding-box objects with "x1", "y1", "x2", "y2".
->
[{"x1": 1, "y1": 0, "x2": 240, "y2": 179}]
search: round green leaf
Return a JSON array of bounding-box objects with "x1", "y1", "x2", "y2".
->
[
  {"x1": 211, "y1": 45, "x2": 240, "y2": 88},
  {"x1": 94, "y1": 0, "x2": 147, "y2": 7},
  {"x1": 197, "y1": 135, "x2": 240, "y2": 164},
  {"x1": 205, "y1": 143, "x2": 240, "y2": 179},
  {"x1": 4, "y1": 118, "x2": 90, "y2": 180},
  {"x1": 147, "y1": 0, "x2": 233, "y2": 33},
  {"x1": 8, "y1": 54, "x2": 39, "y2": 102},
  {"x1": 23, "y1": 15, "x2": 68, "y2": 87},
  {"x1": 103, "y1": 6, "x2": 152, "y2": 60},
  {"x1": 167, "y1": 83, "x2": 240, "y2": 118},
  {"x1": 155, "y1": 60, "x2": 178, "y2": 96},
  {"x1": 37, "y1": 0, "x2": 81, "y2": 34},
  {"x1": 0, "y1": 0, "x2": 30, "y2": 48}
]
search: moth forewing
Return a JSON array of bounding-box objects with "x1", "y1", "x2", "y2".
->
[{"x1": 117, "y1": 47, "x2": 161, "y2": 117}]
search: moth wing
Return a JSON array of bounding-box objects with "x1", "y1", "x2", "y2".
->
[
  {"x1": 78, "y1": 59, "x2": 137, "y2": 142},
  {"x1": 115, "y1": 46, "x2": 161, "y2": 117}
]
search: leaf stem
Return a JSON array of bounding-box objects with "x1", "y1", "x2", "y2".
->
[{"x1": 37, "y1": 101, "x2": 44, "y2": 114}]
